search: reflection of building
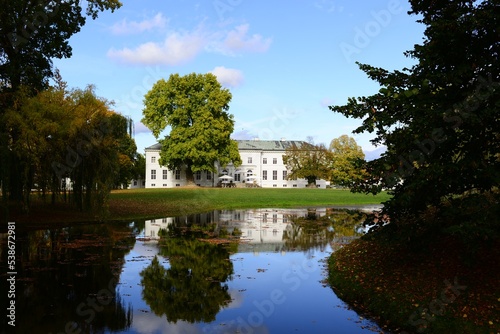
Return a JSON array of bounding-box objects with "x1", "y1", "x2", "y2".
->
[
  {"x1": 142, "y1": 208, "x2": 333, "y2": 253},
  {"x1": 143, "y1": 140, "x2": 331, "y2": 188},
  {"x1": 143, "y1": 217, "x2": 174, "y2": 240}
]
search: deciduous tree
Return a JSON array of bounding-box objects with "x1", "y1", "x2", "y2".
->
[
  {"x1": 142, "y1": 73, "x2": 242, "y2": 184},
  {"x1": 283, "y1": 142, "x2": 332, "y2": 185},
  {"x1": 329, "y1": 135, "x2": 366, "y2": 187},
  {"x1": 329, "y1": 0, "x2": 500, "y2": 227}
]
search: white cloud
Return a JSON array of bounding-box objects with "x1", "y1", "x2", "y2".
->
[
  {"x1": 210, "y1": 66, "x2": 244, "y2": 88},
  {"x1": 110, "y1": 13, "x2": 167, "y2": 35},
  {"x1": 223, "y1": 24, "x2": 272, "y2": 53},
  {"x1": 107, "y1": 22, "x2": 271, "y2": 66},
  {"x1": 107, "y1": 30, "x2": 205, "y2": 65}
]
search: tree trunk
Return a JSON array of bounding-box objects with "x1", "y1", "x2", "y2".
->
[{"x1": 185, "y1": 166, "x2": 196, "y2": 186}]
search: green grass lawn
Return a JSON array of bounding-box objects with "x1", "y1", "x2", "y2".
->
[
  {"x1": 108, "y1": 187, "x2": 390, "y2": 220},
  {"x1": 4, "y1": 187, "x2": 390, "y2": 226}
]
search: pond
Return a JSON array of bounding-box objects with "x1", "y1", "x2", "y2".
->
[{"x1": 0, "y1": 207, "x2": 387, "y2": 334}]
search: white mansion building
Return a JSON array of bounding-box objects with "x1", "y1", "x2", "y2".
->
[{"x1": 142, "y1": 139, "x2": 330, "y2": 189}]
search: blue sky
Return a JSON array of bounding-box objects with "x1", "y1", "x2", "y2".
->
[{"x1": 53, "y1": 0, "x2": 425, "y2": 157}]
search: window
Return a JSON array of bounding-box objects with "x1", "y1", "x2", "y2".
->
[
  {"x1": 175, "y1": 170, "x2": 181, "y2": 180},
  {"x1": 248, "y1": 157, "x2": 252, "y2": 164},
  {"x1": 293, "y1": 184, "x2": 297, "y2": 188},
  {"x1": 151, "y1": 170, "x2": 156, "y2": 180},
  {"x1": 263, "y1": 158, "x2": 267, "y2": 164},
  {"x1": 272, "y1": 170, "x2": 277, "y2": 180},
  {"x1": 163, "y1": 170, "x2": 168, "y2": 180},
  {"x1": 283, "y1": 184, "x2": 287, "y2": 187},
  {"x1": 133, "y1": 181, "x2": 137, "y2": 186},
  {"x1": 195, "y1": 171, "x2": 201, "y2": 180},
  {"x1": 151, "y1": 156, "x2": 156, "y2": 163},
  {"x1": 206, "y1": 171, "x2": 212, "y2": 180},
  {"x1": 151, "y1": 183, "x2": 155, "y2": 187},
  {"x1": 262, "y1": 170, "x2": 268, "y2": 180},
  {"x1": 283, "y1": 170, "x2": 287, "y2": 180},
  {"x1": 273, "y1": 158, "x2": 277, "y2": 164},
  {"x1": 273, "y1": 184, "x2": 277, "y2": 187},
  {"x1": 235, "y1": 174, "x2": 241, "y2": 181},
  {"x1": 163, "y1": 184, "x2": 167, "y2": 187}
]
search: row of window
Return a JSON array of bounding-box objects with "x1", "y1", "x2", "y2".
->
[
  {"x1": 262, "y1": 170, "x2": 287, "y2": 181},
  {"x1": 247, "y1": 157, "x2": 280, "y2": 164},
  {"x1": 150, "y1": 170, "x2": 212, "y2": 180}
]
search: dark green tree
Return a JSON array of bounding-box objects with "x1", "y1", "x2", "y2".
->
[
  {"x1": 142, "y1": 73, "x2": 242, "y2": 184},
  {"x1": 0, "y1": 0, "x2": 121, "y2": 91},
  {"x1": 330, "y1": 0, "x2": 500, "y2": 228}
]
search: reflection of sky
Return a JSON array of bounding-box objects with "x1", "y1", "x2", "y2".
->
[{"x1": 116, "y1": 209, "x2": 385, "y2": 334}]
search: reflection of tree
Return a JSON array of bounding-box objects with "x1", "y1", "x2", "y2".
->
[
  {"x1": 140, "y1": 236, "x2": 233, "y2": 323},
  {"x1": 283, "y1": 209, "x2": 366, "y2": 251},
  {"x1": 0, "y1": 223, "x2": 135, "y2": 332}
]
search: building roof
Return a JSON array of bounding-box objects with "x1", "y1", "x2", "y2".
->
[
  {"x1": 145, "y1": 140, "x2": 311, "y2": 152},
  {"x1": 237, "y1": 140, "x2": 309, "y2": 151},
  {"x1": 145, "y1": 143, "x2": 162, "y2": 150}
]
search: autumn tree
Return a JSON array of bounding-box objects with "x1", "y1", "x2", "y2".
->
[
  {"x1": 142, "y1": 73, "x2": 242, "y2": 184},
  {"x1": 282, "y1": 142, "x2": 332, "y2": 185},
  {"x1": 329, "y1": 0, "x2": 500, "y2": 229},
  {"x1": 4, "y1": 83, "x2": 137, "y2": 213},
  {"x1": 0, "y1": 0, "x2": 121, "y2": 219},
  {"x1": 329, "y1": 135, "x2": 366, "y2": 187}
]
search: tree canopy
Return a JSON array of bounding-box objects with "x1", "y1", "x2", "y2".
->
[
  {"x1": 282, "y1": 142, "x2": 332, "y2": 185},
  {"x1": 0, "y1": 0, "x2": 121, "y2": 92},
  {"x1": 3, "y1": 82, "x2": 137, "y2": 213},
  {"x1": 330, "y1": 0, "x2": 499, "y2": 229},
  {"x1": 142, "y1": 73, "x2": 242, "y2": 184},
  {"x1": 329, "y1": 135, "x2": 366, "y2": 187}
]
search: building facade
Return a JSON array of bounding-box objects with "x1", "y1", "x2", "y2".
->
[{"x1": 144, "y1": 139, "x2": 330, "y2": 188}]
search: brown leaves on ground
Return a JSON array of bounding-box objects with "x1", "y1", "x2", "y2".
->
[{"x1": 330, "y1": 235, "x2": 500, "y2": 332}]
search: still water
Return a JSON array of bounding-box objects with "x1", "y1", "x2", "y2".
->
[{"x1": 0, "y1": 207, "x2": 387, "y2": 334}]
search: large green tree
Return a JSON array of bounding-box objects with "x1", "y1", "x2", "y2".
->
[
  {"x1": 142, "y1": 73, "x2": 242, "y2": 184},
  {"x1": 329, "y1": 135, "x2": 366, "y2": 187},
  {"x1": 283, "y1": 142, "x2": 332, "y2": 185},
  {"x1": 330, "y1": 0, "x2": 499, "y2": 227}
]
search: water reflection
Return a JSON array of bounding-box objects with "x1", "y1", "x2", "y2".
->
[
  {"x1": 0, "y1": 207, "x2": 386, "y2": 334},
  {"x1": 0, "y1": 223, "x2": 136, "y2": 333},
  {"x1": 140, "y1": 225, "x2": 236, "y2": 323}
]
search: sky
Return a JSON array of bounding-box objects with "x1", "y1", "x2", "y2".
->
[{"x1": 53, "y1": 0, "x2": 426, "y2": 158}]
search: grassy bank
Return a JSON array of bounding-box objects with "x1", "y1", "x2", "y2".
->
[
  {"x1": 328, "y1": 228, "x2": 500, "y2": 333},
  {"x1": 5, "y1": 187, "x2": 390, "y2": 226}
]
